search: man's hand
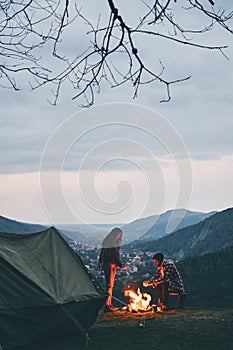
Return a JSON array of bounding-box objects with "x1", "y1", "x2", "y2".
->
[
  {"x1": 143, "y1": 281, "x2": 158, "y2": 288},
  {"x1": 143, "y1": 281, "x2": 149, "y2": 287},
  {"x1": 121, "y1": 265, "x2": 127, "y2": 270}
]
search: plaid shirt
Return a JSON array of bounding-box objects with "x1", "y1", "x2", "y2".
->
[{"x1": 149, "y1": 259, "x2": 184, "y2": 293}]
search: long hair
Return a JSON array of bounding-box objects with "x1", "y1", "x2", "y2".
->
[{"x1": 102, "y1": 227, "x2": 122, "y2": 248}]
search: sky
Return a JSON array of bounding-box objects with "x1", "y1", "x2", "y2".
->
[{"x1": 0, "y1": 1, "x2": 233, "y2": 227}]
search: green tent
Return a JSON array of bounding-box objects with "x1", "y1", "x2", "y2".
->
[{"x1": 0, "y1": 227, "x2": 106, "y2": 349}]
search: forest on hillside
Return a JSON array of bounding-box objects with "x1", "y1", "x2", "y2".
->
[{"x1": 177, "y1": 246, "x2": 233, "y2": 307}]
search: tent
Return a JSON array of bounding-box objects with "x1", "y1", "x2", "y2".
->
[{"x1": 0, "y1": 227, "x2": 106, "y2": 349}]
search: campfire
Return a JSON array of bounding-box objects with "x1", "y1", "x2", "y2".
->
[{"x1": 123, "y1": 287, "x2": 153, "y2": 312}]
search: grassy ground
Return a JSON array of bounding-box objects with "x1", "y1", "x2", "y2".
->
[
  {"x1": 22, "y1": 308, "x2": 233, "y2": 350},
  {"x1": 78, "y1": 308, "x2": 233, "y2": 350}
]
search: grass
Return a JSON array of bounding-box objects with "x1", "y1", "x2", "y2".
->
[
  {"x1": 80, "y1": 307, "x2": 233, "y2": 350},
  {"x1": 20, "y1": 308, "x2": 233, "y2": 350}
]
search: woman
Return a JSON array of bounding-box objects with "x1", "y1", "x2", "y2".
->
[{"x1": 98, "y1": 227, "x2": 126, "y2": 311}]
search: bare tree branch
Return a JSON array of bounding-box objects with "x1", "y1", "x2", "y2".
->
[{"x1": 0, "y1": 0, "x2": 232, "y2": 106}]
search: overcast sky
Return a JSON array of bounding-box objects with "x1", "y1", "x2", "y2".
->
[{"x1": 0, "y1": 1, "x2": 233, "y2": 227}]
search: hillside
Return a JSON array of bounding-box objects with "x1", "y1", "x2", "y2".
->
[
  {"x1": 59, "y1": 223, "x2": 111, "y2": 245},
  {"x1": 0, "y1": 215, "x2": 47, "y2": 233},
  {"x1": 24, "y1": 308, "x2": 233, "y2": 350},
  {"x1": 0, "y1": 208, "x2": 217, "y2": 246},
  {"x1": 177, "y1": 246, "x2": 233, "y2": 307},
  {"x1": 121, "y1": 209, "x2": 215, "y2": 244},
  {"x1": 131, "y1": 207, "x2": 233, "y2": 259},
  {"x1": 141, "y1": 209, "x2": 216, "y2": 240},
  {"x1": 0, "y1": 215, "x2": 77, "y2": 243},
  {"x1": 87, "y1": 308, "x2": 233, "y2": 350}
]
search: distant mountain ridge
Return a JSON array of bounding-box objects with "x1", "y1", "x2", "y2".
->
[
  {"x1": 141, "y1": 209, "x2": 216, "y2": 240},
  {"x1": 0, "y1": 215, "x2": 74, "y2": 243},
  {"x1": 1, "y1": 208, "x2": 231, "y2": 258},
  {"x1": 131, "y1": 207, "x2": 233, "y2": 259},
  {"x1": 0, "y1": 215, "x2": 47, "y2": 233},
  {"x1": 121, "y1": 209, "x2": 216, "y2": 244},
  {"x1": 0, "y1": 215, "x2": 113, "y2": 245},
  {"x1": 59, "y1": 224, "x2": 111, "y2": 245}
]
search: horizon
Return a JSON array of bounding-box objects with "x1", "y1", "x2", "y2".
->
[{"x1": 1, "y1": 205, "x2": 227, "y2": 227}]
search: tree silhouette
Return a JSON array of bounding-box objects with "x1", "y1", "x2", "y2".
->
[{"x1": 0, "y1": 0, "x2": 232, "y2": 106}]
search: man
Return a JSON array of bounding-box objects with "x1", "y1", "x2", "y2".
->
[{"x1": 143, "y1": 252, "x2": 185, "y2": 311}]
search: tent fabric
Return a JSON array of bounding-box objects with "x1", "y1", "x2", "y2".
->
[{"x1": 0, "y1": 227, "x2": 106, "y2": 349}]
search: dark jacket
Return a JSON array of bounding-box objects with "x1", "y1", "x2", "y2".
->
[{"x1": 99, "y1": 246, "x2": 123, "y2": 270}]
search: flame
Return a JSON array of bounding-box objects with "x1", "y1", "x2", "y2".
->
[{"x1": 124, "y1": 288, "x2": 152, "y2": 312}]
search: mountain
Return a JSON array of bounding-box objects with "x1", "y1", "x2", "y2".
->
[
  {"x1": 177, "y1": 245, "x2": 233, "y2": 307},
  {"x1": 121, "y1": 214, "x2": 159, "y2": 243},
  {"x1": 131, "y1": 207, "x2": 233, "y2": 259},
  {"x1": 141, "y1": 209, "x2": 216, "y2": 240},
  {"x1": 0, "y1": 215, "x2": 78, "y2": 243},
  {"x1": 121, "y1": 209, "x2": 216, "y2": 244},
  {"x1": 59, "y1": 224, "x2": 112, "y2": 245},
  {"x1": 0, "y1": 215, "x2": 47, "y2": 233}
]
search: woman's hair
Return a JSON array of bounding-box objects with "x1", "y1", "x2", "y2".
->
[{"x1": 102, "y1": 227, "x2": 122, "y2": 248}]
